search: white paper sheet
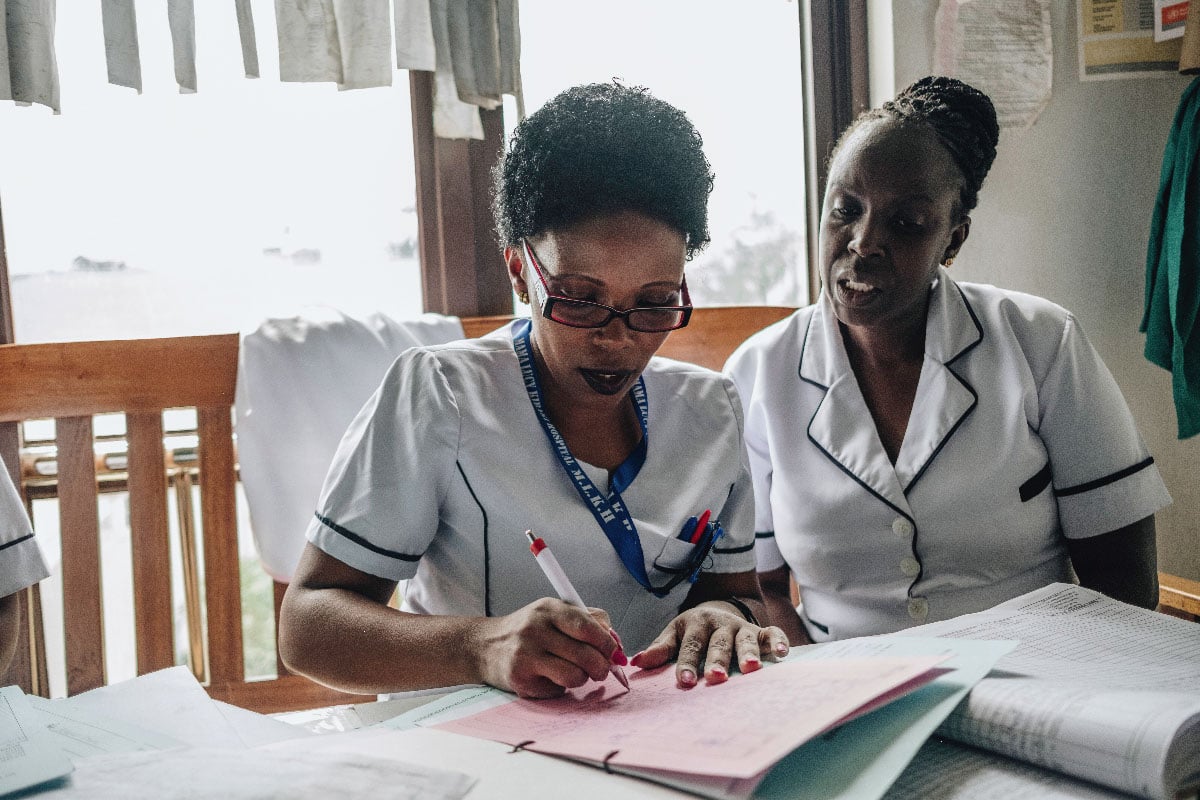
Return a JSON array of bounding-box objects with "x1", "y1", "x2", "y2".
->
[
  {"x1": 26, "y1": 744, "x2": 476, "y2": 799},
  {"x1": 903, "y1": 583, "x2": 1200, "y2": 690},
  {"x1": 56, "y1": 666, "x2": 245, "y2": 748},
  {"x1": 934, "y1": 0, "x2": 1052, "y2": 129},
  {"x1": 0, "y1": 686, "x2": 73, "y2": 796},
  {"x1": 900, "y1": 583, "x2": 1200, "y2": 798},
  {"x1": 24, "y1": 694, "x2": 182, "y2": 762},
  {"x1": 274, "y1": 727, "x2": 682, "y2": 800},
  {"x1": 884, "y1": 738, "x2": 1131, "y2": 800}
]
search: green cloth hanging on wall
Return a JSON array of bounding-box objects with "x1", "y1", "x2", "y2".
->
[{"x1": 1142, "y1": 76, "x2": 1200, "y2": 440}]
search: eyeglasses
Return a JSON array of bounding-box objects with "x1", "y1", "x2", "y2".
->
[{"x1": 522, "y1": 239, "x2": 693, "y2": 333}]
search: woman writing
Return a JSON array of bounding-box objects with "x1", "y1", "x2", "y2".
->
[
  {"x1": 726, "y1": 77, "x2": 1171, "y2": 645},
  {"x1": 281, "y1": 83, "x2": 787, "y2": 698}
]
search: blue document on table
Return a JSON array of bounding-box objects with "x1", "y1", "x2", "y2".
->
[
  {"x1": 753, "y1": 637, "x2": 1015, "y2": 800},
  {"x1": 0, "y1": 685, "x2": 73, "y2": 796}
]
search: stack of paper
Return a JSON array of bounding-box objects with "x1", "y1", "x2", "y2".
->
[{"x1": 0, "y1": 667, "x2": 476, "y2": 800}]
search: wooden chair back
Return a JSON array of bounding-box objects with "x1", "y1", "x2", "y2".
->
[{"x1": 0, "y1": 334, "x2": 370, "y2": 712}]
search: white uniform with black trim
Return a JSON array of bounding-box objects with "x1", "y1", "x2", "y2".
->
[
  {"x1": 0, "y1": 457, "x2": 49, "y2": 598},
  {"x1": 726, "y1": 269, "x2": 1172, "y2": 641},
  {"x1": 307, "y1": 322, "x2": 756, "y2": 653}
]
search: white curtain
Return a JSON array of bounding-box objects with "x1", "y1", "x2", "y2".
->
[{"x1": 3, "y1": 0, "x2": 520, "y2": 137}]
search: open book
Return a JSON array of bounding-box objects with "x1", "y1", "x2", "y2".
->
[{"x1": 896, "y1": 583, "x2": 1200, "y2": 800}]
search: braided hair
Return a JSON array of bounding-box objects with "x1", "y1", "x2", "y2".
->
[
  {"x1": 493, "y1": 82, "x2": 715, "y2": 260},
  {"x1": 832, "y1": 76, "x2": 1000, "y2": 216}
]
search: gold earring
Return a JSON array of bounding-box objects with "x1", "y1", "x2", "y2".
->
[
  {"x1": 517, "y1": 291, "x2": 529, "y2": 304},
  {"x1": 944, "y1": 256, "x2": 955, "y2": 267}
]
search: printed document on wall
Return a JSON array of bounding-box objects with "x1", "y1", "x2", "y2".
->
[
  {"x1": 1078, "y1": 0, "x2": 1184, "y2": 79},
  {"x1": 934, "y1": 0, "x2": 1053, "y2": 129}
]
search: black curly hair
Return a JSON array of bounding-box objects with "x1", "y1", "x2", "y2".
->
[
  {"x1": 831, "y1": 76, "x2": 1000, "y2": 216},
  {"x1": 493, "y1": 82, "x2": 715, "y2": 260}
]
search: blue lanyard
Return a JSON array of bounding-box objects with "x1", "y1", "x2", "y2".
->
[{"x1": 512, "y1": 320, "x2": 671, "y2": 596}]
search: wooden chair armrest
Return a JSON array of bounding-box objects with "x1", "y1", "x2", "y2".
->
[{"x1": 1158, "y1": 572, "x2": 1200, "y2": 620}]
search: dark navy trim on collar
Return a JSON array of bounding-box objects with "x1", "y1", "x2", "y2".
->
[
  {"x1": 798, "y1": 311, "x2": 914, "y2": 524},
  {"x1": 1055, "y1": 457, "x2": 1155, "y2": 498},
  {"x1": 314, "y1": 512, "x2": 422, "y2": 562},
  {"x1": 754, "y1": 531, "x2": 775, "y2": 539},
  {"x1": 903, "y1": 283, "x2": 985, "y2": 496}
]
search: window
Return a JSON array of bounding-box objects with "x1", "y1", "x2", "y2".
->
[
  {"x1": 514, "y1": 0, "x2": 808, "y2": 307},
  {"x1": 0, "y1": 1, "x2": 423, "y2": 344}
]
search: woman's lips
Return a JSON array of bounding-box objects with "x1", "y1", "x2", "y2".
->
[
  {"x1": 580, "y1": 368, "x2": 634, "y2": 395},
  {"x1": 836, "y1": 277, "x2": 882, "y2": 308}
]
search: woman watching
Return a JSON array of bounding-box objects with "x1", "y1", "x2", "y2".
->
[
  {"x1": 726, "y1": 76, "x2": 1171, "y2": 645},
  {"x1": 281, "y1": 82, "x2": 788, "y2": 698}
]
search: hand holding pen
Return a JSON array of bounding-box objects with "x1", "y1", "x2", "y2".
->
[{"x1": 526, "y1": 530, "x2": 631, "y2": 690}]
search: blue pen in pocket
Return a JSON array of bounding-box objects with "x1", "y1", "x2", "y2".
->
[{"x1": 678, "y1": 515, "x2": 698, "y2": 541}]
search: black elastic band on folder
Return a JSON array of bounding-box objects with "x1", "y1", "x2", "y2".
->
[
  {"x1": 602, "y1": 751, "x2": 620, "y2": 774},
  {"x1": 509, "y1": 740, "x2": 535, "y2": 753}
]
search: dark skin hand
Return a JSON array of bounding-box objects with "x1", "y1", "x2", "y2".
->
[
  {"x1": 757, "y1": 565, "x2": 811, "y2": 647},
  {"x1": 632, "y1": 570, "x2": 790, "y2": 687},
  {"x1": 281, "y1": 544, "x2": 790, "y2": 698},
  {"x1": 280, "y1": 544, "x2": 624, "y2": 699}
]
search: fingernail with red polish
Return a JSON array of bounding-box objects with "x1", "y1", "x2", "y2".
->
[
  {"x1": 775, "y1": 643, "x2": 788, "y2": 656},
  {"x1": 679, "y1": 669, "x2": 696, "y2": 687},
  {"x1": 745, "y1": 656, "x2": 761, "y2": 671},
  {"x1": 707, "y1": 665, "x2": 728, "y2": 684},
  {"x1": 630, "y1": 651, "x2": 645, "y2": 668},
  {"x1": 611, "y1": 649, "x2": 628, "y2": 666}
]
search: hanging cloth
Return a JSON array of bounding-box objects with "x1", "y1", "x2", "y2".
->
[
  {"x1": 0, "y1": 0, "x2": 59, "y2": 113},
  {"x1": 1142, "y1": 76, "x2": 1200, "y2": 439}
]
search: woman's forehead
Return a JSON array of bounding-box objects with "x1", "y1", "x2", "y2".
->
[
  {"x1": 829, "y1": 120, "x2": 961, "y2": 195},
  {"x1": 533, "y1": 212, "x2": 686, "y2": 284}
]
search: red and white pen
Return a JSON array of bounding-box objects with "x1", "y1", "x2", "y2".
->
[{"x1": 525, "y1": 530, "x2": 630, "y2": 689}]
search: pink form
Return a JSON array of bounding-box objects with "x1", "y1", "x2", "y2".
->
[{"x1": 434, "y1": 655, "x2": 949, "y2": 781}]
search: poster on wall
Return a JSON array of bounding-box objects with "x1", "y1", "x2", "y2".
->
[
  {"x1": 1153, "y1": 0, "x2": 1189, "y2": 41},
  {"x1": 1078, "y1": 0, "x2": 1184, "y2": 79},
  {"x1": 934, "y1": 0, "x2": 1053, "y2": 129}
]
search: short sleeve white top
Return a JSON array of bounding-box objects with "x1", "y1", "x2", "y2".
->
[
  {"x1": 307, "y1": 322, "x2": 757, "y2": 653},
  {"x1": 0, "y1": 456, "x2": 49, "y2": 598},
  {"x1": 725, "y1": 271, "x2": 1171, "y2": 641}
]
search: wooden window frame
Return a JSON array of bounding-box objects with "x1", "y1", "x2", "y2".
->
[{"x1": 801, "y1": 0, "x2": 870, "y2": 303}]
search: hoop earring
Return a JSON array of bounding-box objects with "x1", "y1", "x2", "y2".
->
[{"x1": 517, "y1": 291, "x2": 529, "y2": 305}]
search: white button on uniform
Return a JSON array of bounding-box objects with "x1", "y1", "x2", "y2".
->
[
  {"x1": 900, "y1": 557, "x2": 921, "y2": 578},
  {"x1": 892, "y1": 518, "x2": 914, "y2": 537},
  {"x1": 907, "y1": 597, "x2": 929, "y2": 621}
]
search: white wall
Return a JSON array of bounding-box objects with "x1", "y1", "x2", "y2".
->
[{"x1": 883, "y1": 1, "x2": 1199, "y2": 579}]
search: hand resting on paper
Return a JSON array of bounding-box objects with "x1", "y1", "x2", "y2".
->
[{"x1": 630, "y1": 571, "x2": 790, "y2": 688}]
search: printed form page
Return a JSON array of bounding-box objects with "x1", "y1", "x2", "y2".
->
[{"x1": 898, "y1": 583, "x2": 1200, "y2": 799}]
